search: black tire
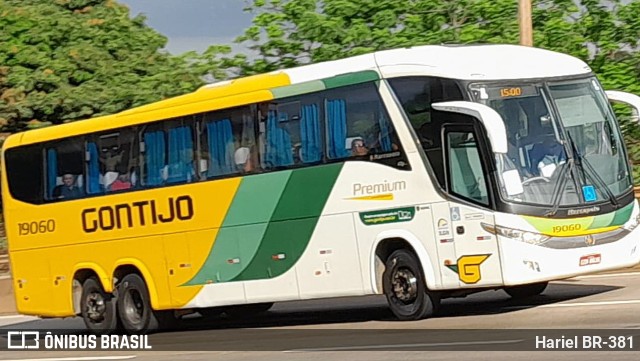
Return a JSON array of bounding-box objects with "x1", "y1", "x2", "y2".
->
[
  {"x1": 504, "y1": 282, "x2": 548, "y2": 299},
  {"x1": 80, "y1": 277, "x2": 119, "y2": 335},
  {"x1": 200, "y1": 302, "x2": 273, "y2": 319},
  {"x1": 117, "y1": 273, "x2": 176, "y2": 334},
  {"x1": 383, "y1": 249, "x2": 439, "y2": 320}
]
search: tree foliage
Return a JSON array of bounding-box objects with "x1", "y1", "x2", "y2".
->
[
  {"x1": 229, "y1": 0, "x2": 640, "y2": 181},
  {"x1": 233, "y1": 0, "x2": 638, "y2": 73},
  {"x1": 0, "y1": 0, "x2": 227, "y2": 131}
]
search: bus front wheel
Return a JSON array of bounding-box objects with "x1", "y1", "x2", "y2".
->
[
  {"x1": 80, "y1": 277, "x2": 119, "y2": 335},
  {"x1": 116, "y1": 273, "x2": 176, "y2": 334},
  {"x1": 504, "y1": 282, "x2": 548, "y2": 299},
  {"x1": 383, "y1": 249, "x2": 439, "y2": 321}
]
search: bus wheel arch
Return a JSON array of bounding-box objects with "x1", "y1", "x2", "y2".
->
[
  {"x1": 113, "y1": 264, "x2": 177, "y2": 334},
  {"x1": 371, "y1": 232, "x2": 438, "y2": 294},
  {"x1": 72, "y1": 269, "x2": 119, "y2": 334},
  {"x1": 372, "y1": 234, "x2": 441, "y2": 321},
  {"x1": 113, "y1": 261, "x2": 160, "y2": 310},
  {"x1": 72, "y1": 266, "x2": 110, "y2": 315}
]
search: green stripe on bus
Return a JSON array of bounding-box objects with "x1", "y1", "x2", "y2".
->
[
  {"x1": 322, "y1": 70, "x2": 380, "y2": 89},
  {"x1": 222, "y1": 172, "x2": 292, "y2": 226},
  {"x1": 609, "y1": 202, "x2": 634, "y2": 227},
  {"x1": 587, "y1": 210, "x2": 616, "y2": 229},
  {"x1": 523, "y1": 201, "x2": 634, "y2": 234},
  {"x1": 271, "y1": 80, "x2": 326, "y2": 99},
  {"x1": 185, "y1": 223, "x2": 268, "y2": 284},
  {"x1": 270, "y1": 164, "x2": 342, "y2": 221},
  {"x1": 232, "y1": 163, "x2": 343, "y2": 281},
  {"x1": 184, "y1": 172, "x2": 292, "y2": 285}
]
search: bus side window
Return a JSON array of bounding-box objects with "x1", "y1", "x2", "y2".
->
[
  {"x1": 90, "y1": 128, "x2": 139, "y2": 193},
  {"x1": 4, "y1": 145, "x2": 44, "y2": 204},
  {"x1": 262, "y1": 107, "x2": 295, "y2": 169},
  {"x1": 142, "y1": 129, "x2": 167, "y2": 187},
  {"x1": 324, "y1": 82, "x2": 402, "y2": 162},
  {"x1": 298, "y1": 103, "x2": 322, "y2": 164},
  {"x1": 166, "y1": 123, "x2": 195, "y2": 184},
  {"x1": 200, "y1": 105, "x2": 257, "y2": 178},
  {"x1": 142, "y1": 118, "x2": 196, "y2": 187},
  {"x1": 445, "y1": 130, "x2": 489, "y2": 206},
  {"x1": 259, "y1": 95, "x2": 323, "y2": 169},
  {"x1": 388, "y1": 76, "x2": 465, "y2": 187},
  {"x1": 46, "y1": 138, "x2": 86, "y2": 201}
]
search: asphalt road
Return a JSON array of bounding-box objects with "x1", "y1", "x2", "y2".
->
[{"x1": 1, "y1": 272, "x2": 639, "y2": 360}]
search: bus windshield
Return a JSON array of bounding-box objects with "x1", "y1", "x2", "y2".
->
[{"x1": 470, "y1": 77, "x2": 632, "y2": 206}]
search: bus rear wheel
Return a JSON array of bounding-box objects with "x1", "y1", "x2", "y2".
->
[
  {"x1": 81, "y1": 277, "x2": 119, "y2": 335},
  {"x1": 117, "y1": 273, "x2": 177, "y2": 334},
  {"x1": 504, "y1": 282, "x2": 548, "y2": 299},
  {"x1": 383, "y1": 249, "x2": 439, "y2": 321}
]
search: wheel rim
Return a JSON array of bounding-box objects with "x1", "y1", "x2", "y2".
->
[
  {"x1": 391, "y1": 267, "x2": 418, "y2": 304},
  {"x1": 123, "y1": 287, "x2": 145, "y2": 325},
  {"x1": 85, "y1": 291, "x2": 107, "y2": 323}
]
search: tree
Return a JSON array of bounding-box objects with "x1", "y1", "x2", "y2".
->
[
  {"x1": 228, "y1": 0, "x2": 640, "y2": 182},
  {"x1": 230, "y1": 0, "x2": 639, "y2": 81},
  {"x1": 230, "y1": 0, "x2": 562, "y2": 73},
  {"x1": 0, "y1": 0, "x2": 225, "y2": 131}
]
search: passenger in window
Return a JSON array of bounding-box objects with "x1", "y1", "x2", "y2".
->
[
  {"x1": 53, "y1": 174, "x2": 84, "y2": 200},
  {"x1": 100, "y1": 146, "x2": 124, "y2": 172},
  {"x1": 234, "y1": 145, "x2": 259, "y2": 173},
  {"x1": 351, "y1": 138, "x2": 369, "y2": 157},
  {"x1": 528, "y1": 129, "x2": 566, "y2": 177},
  {"x1": 368, "y1": 132, "x2": 400, "y2": 154},
  {"x1": 109, "y1": 170, "x2": 132, "y2": 191}
]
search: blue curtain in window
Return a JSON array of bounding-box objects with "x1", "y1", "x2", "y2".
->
[
  {"x1": 207, "y1": 119, "x2": 235, "y2": 177},
  {"x1": 47, "y1": 149, "x2": 57, "y2": 198},
  {"x1": 327, "y1": 99, "x2": 349, "y2": 159},
  {"x1": 378, "y1": 111, "x2": 392, "y2": 152},
  {"x1": 300, "y1": 104, "x2": 322, "y2": 163},
  {"x1": 144, "y1": 131, "x2": 166, "y2": 186},
  {"x1": 266, "y1": 111, "x2": 293, "y2": 167},
  {"x1": 167, "y1": 126, "x2": 194, "y2": 183},
  {"x1": 87, "y1": 142, "x2": 101, "y2": 194}
]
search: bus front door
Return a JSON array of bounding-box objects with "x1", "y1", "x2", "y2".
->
[
  {"x1": 441, "y1": 124, "x2": 503, "y2": 288},
  {"x1": 448, "y1": 203, "x2": 502, "y2": 288},
  {"x1": 432, "y1": 202, "x2": 502, "y2": 289}
]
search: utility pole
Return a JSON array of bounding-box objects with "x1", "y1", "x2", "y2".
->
[{"x1": 519, "y1": 0, "x2": 533, "y2": 46}]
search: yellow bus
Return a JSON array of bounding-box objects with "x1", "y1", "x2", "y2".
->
[{"x1": 3, "y1": 44, "x2": 640, "y2": 334}]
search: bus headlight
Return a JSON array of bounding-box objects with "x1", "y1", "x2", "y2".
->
[
  {"x1": 623, "y1": 213, "x2": 640, "y2": 231},
  {"x1": 481, "y1": 223, "x2": 550, "y2": 245}
]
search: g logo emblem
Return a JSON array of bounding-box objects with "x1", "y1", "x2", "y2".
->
[{"x1": 446, "y1": 254, "x2": 491, "y2": 284}]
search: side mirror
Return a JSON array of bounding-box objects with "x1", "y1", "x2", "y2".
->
[
  {"x1": 605, "y1": 90, "x2": 640, "y2": 122},
  {"x1": 431, "y1": 101, "x2": 508, "y2": 153}
]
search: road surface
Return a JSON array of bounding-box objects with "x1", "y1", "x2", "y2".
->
[{"x1": 1, "y1": 272, "x2": 639, "y2": 360}]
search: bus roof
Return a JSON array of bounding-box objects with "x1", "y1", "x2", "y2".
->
[
  {"x1": 374, "y1": 44, "x2": 591, "y2": 80},
  {"x1": 282, "y1": 44, "x2": 591, "y2": 84},
  {"x1": 2, "y1": 44, "x2": 592, "y2": 149}
]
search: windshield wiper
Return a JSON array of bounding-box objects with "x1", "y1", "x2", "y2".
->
[
  {"x1": 545, "y1": 159, "x2": 572, "y2": 217},
  {"x1": 567, "y1": 133, "x2": 618, "y2": 208},
  {"x1": 545, "y1": 134, "x2": 618, "y2": 217}
]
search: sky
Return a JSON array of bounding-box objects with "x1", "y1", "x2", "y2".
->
[{"x1": 117, "y1": 0, "x2": 255, "y2": 54}]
